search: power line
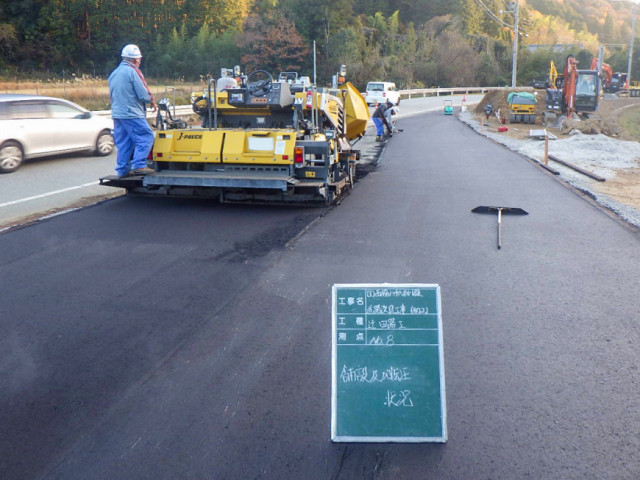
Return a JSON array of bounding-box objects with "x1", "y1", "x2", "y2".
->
[
  {"x1": 473, "y1": 0, "x2": 512, "y2": 29},
  {"x1": 473, "y1": 0, "x2": 528, "y2": 35}
]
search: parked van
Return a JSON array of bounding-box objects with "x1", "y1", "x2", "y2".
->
[{"x1": 364, "y1": 81, "x2": 400, "y2": 106}]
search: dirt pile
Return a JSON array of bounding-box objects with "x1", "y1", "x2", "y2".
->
[
  {"x1": 560, "y1": 116, "x2": 623, "y2": 137},
  {"x1": 473, "y1": 89, "x2": 547, "y2": 124}
]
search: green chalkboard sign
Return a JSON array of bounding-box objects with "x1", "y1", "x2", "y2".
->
[{"x1": 331, "y1": 284, "x2": 447, "y2": 442}]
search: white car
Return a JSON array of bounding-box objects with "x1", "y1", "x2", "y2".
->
[
  {"x1": 364, "y1": 81, "x2": 400, "y2": 106},
  {"x1": 0, "y1": 94, "x2": 114, "y2": 173}
]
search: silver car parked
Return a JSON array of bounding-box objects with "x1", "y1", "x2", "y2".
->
[{"x1": 0, "y1": 94, "x2": 114, "y2": 173}]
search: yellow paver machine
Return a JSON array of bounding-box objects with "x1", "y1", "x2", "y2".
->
[{"x1": 101, "y1": 70, "x2": 370, "y2": 205}]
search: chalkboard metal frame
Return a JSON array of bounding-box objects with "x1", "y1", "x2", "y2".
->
[{"x1": 331, "y1": 283, "x2": 447, "y2": 443}]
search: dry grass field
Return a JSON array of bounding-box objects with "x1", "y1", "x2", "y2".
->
[{"x1": 0, "y1": 76, "x2": 204, "y2": 111}]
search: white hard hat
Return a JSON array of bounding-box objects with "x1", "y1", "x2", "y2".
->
[{"x1": 121, "y1": 44, "x2": 142, "y2": 58}]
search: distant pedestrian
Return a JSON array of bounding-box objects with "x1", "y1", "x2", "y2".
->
[
  {"x1": 372, "y1": 101, "x2": 393, "y2": 141},
  {"x1": 108, "y1": 44, "x2": 157, "y2": 178}
]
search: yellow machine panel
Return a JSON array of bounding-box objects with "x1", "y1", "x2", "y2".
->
[
  {"x1": 221, "y1": 130, "x2": 296, "y2": 164},
  {"x1": 509, "y1": 104, "x2": 535, "y2": 114},
  {"x1": 154, "y1": 130, "x2": 224, "y2": 163}
]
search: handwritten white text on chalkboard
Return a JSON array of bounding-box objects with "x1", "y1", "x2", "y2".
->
[
  {"x1": 369, "y1": 318, "x2": 406, "y2": 329},
  {"x1": 367, "y1": 304, "x2": 405, "y2": 314},
  {"x1": 366, "y1": 289, "x2": 424, "y2": 298},
  {"x1": 385, "y1": 390, "x2": 414, "y2": 407},
  {"x1": 340, "y1": 365, "x2": 411, "y2": 383},
  {"x1": 366, "y1": 304, "x2": 429, "y2": 315},
  {"x1": 369, "y1": 334, "x2": 394, "y2": 345}
]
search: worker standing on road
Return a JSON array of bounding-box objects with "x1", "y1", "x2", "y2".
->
[
  {"x1": 372, "y1": 101, "x2": 393, "y2": 141},
  {"x1": 108, "y1": 44, "x2": 157, "y2": 178}
]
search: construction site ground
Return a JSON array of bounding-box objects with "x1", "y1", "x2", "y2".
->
[{"x1": 462, "y1": 90, "x2": 640, "y2": 229}]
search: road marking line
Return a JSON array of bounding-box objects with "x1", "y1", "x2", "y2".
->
[{"x1": 0, "y1": 181, "x2": 99, "y2": 208}]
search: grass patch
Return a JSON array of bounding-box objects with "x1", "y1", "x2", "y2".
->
[{"x1": 618, "y1": 107, "x2": 640, "y2": 142}]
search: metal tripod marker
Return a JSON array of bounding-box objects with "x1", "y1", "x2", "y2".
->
[{"x1": 472, "y1": 206, "x2": 528, "y2": 249}]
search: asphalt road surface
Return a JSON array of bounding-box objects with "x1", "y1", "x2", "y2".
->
[
  {"x1": 2, "y1": 110, "x2": 639, "y2": 479},
  {"x1": 0, "y1": 151, "x2": 118, "y2": 229}
]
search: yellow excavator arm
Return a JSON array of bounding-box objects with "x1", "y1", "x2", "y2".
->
[{"x1": 549, "y1": 61, "x2": 558, "y2": 88}]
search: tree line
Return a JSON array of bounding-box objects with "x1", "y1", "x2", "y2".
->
[{"x1": 1, "y1": 0, "x2": 638, "y2": 90}]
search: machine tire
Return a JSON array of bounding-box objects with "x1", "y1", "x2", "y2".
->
[
  {"x1": 0, "y1": 140, "x2": 24, "y2": 173},
  {"x1": 95, "y1": 130, "x2": 115, "y2": 156},
  {"x1": 510, "y1": 114, "x2": 516, "y2": 123}
]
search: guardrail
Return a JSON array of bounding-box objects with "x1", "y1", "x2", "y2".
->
[
  {"x1": 95, "y1": 86, "x2": 530, "y2": 117},
  {"x1": 400, "y1": 87, "x2": 488, "y2": 98},
  {"x1": 398, "y1": 86, "x2": 532, "y2": 100},
  {"x1": 94, "y1": 105, "x2": 194, "y2": 118}
]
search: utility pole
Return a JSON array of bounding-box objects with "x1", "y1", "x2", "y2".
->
[
  {"x1": 628, "y1": 2, "x2": 637, "y2": 87},
  {"x1": 598, "y1": 45, "x2": 604, "y2": 72},
  {"x1": 611, "y1": 0, "x2": 640, "y2": 88},
  {"x1": 511, "y1": 0, "x2": 520, "y2": 88},
  {"x1": 313, "y1": 40, "x2": 317, "y2": 86}
]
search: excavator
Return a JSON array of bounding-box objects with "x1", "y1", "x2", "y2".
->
[
  {"x1": 100, "y1": 68, "x2": 370, "y2": 205},
  {"x1": 589, "y1": 57, "x2": 623, "y2": 93},
  {"x1": 545, "y1": 55, "x2": 600, "y2": 124},
  {"x1": 611, "y1": 72, "x2": 628, "y2": 94}
]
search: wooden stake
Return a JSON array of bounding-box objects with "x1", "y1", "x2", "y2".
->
[{"x1": 544, "y1": 129, "x2": 549, "y2": 166}]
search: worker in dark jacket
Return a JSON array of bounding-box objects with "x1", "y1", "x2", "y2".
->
[{"x1": 372, "y1": 101, "x2": 393, "y2": 141}]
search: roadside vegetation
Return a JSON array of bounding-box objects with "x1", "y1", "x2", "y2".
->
[{"x1": 618, "y1": 108, "x2": 640, "y2": 143}]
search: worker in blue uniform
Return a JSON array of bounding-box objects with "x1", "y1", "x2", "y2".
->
[{"x1": 108, "y1": 44, "x2": 157, "y2": 178}]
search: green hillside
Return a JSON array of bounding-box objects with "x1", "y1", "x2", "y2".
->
[{"x1": 0, "y1": 0, "x2": 638, "y2": 88}]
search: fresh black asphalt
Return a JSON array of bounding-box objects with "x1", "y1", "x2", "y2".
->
[{"x1": 1, "y1": 111, "x2": 639, "y2": 479}]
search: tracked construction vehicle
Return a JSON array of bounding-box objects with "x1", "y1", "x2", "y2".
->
[
  {"x1": 100, "y1": 70, "x2": 370, "y2": 205},
  {"x1": 545, "y1": 55, "x2": 600, "y2": 125}
]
